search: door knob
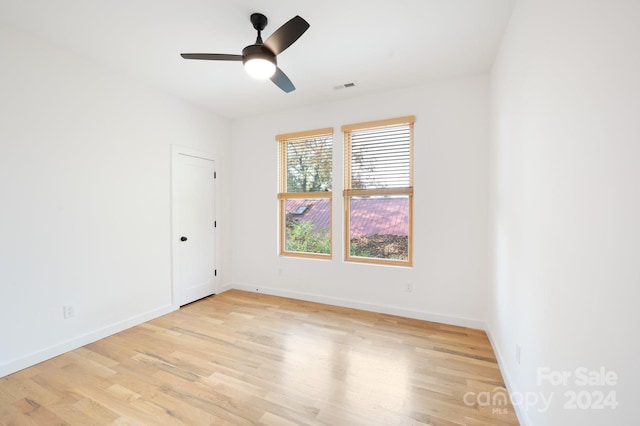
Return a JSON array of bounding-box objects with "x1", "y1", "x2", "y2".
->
[{"x1": 180, "y1": 236, "x2": 188, "y2": 242}]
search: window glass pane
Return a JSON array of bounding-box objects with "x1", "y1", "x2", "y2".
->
[
  {"x1": 286, "y1": 136, "x2": 332, "y2": 192},
  {"x1": 349, "y1": 196, "x2": 409, "y2": 261},
  {"x1": 284, "y1": 198, "x2": 331, "y2": 255},
  {"x1": 351, "y1": 125, "x2": 410, "y2": 189}
]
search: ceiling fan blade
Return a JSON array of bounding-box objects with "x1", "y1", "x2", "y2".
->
[
  {"x1": 263, "y1": 16, "x2": 310, "y2": 55},
  {"x1": 270, "y1": 67, "x2": 295, "y2": 93},
  {"x1": 180, "y1": 53, "x2": 243, "y2": 61}
]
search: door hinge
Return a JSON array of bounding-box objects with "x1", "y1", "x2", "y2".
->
[
  {"x1": 214, "y1": 171, "x2": 217, "y2": 179},
  {"x1": 214, "y1": 220, "x2": 217, "y2": 228},
  {"x1": 214, "y1": 269, "x2": 217, "y2": 277}
]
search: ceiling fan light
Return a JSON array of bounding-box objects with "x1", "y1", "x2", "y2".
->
[{"x1": 244, "y1": 57, "x2": 276, "y2": 79}]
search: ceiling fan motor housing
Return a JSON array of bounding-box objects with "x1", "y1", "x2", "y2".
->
[{"x1": 242, "y1": 44, "x2": 277, "y2": 66}]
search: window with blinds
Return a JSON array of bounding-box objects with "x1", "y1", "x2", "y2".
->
[
  {"x1": 343, "y1": 116, "x2": 414, "y2": 266},
  {"x1": 277, "y1": 128, "x2": 333, "y2": 258}
]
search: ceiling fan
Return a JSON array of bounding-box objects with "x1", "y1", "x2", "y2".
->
[{"x1": 181, "y1": 13, "x2": 310, "y2": 93}]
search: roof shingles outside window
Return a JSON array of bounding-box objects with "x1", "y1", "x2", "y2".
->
[{"x1": 285, "y1": 198, "x2": 408, "y2": 238}]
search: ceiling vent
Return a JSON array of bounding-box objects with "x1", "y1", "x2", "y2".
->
[{"x1": 333, "y1": 82, "x2": 356, "y2": 90}]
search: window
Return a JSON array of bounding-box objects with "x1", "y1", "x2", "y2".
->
[
  {"x1": 343, "y1": 116, "x2": 415, "y2": 266},
  {"x1": 277, "y1": 128, "x2": 333, "y2": 258}
]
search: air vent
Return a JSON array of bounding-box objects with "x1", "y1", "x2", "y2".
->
[{"x1": 333, "y1": 82, "x2": 356, "y2": 90}]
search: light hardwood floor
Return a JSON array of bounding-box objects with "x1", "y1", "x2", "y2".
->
[{"x1": 0, "y1": 290, "x2": 519, "y2": 425}]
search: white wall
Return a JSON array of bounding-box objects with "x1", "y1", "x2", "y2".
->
[
  {"x1": 0, "y1": 25, "x2": 232, "y2": 377},
  {"x1": 489, "y1": 0, "x2": 639, "y2": 424},
  {"x1": 231, "y1": 75, "x2": 490, "y2": 327}
]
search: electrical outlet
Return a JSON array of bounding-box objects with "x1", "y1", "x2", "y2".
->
[
  {"x1": 516, "y1": 344, "x2": 521, "y2": 365},
  {"x1": 405, "y1": 282, "x2": 413, "y2": 292},
  {"x1": 63, "y1": 304, "x2": 76, "y2": 319}
]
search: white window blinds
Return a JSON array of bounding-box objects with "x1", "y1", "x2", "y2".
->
[{"x1": 349, "y1": 124, "x2": 411, "y2": 190}]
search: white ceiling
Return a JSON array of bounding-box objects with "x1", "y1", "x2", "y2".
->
[{"x1": 0, "y1": 0, "x2": 515, "y2": 119}]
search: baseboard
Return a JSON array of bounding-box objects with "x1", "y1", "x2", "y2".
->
[
  {"x1": 484, "y1": 324, "x2": 531, "y2": 426},
  {"x1": 217, "y1": 282, "x2": 234, "y2": 294},
  {"x1": 232, "y1": 282, "x2": 486, "y2": 330},
  {"x1": 0, "y1": 304, "x2": 177, "y2": 378}
]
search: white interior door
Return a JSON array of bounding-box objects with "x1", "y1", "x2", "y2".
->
[{"x1": 172, "y1": 150, "x2": 216, "y2": 306}]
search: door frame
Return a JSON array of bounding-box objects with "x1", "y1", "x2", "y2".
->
[{"x1": 170, "y1": 145, "x2": 217, "y2": 309}]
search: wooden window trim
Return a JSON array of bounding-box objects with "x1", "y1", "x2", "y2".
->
[
  {"x1": 277, "y1": 128, "x2": 333, "y2": 259},
  {"x1": 276, "y1": 127, "x2": 333, "y2": 142},
  {"x1": 343, "y1": 116, "x2": 415, "y2": 267},
  {"x1": 278, "y1": 192, "x2": 332, "y2": 200},
  {"x1": 279, "y1": 198, "x2": 332, "y2": 259},
  {"x1": 343, "y1": 195, "x2": 413, "y2": 266},
  {"x1": 341, "y1": 116, "x2": 415, "y2": 132}
]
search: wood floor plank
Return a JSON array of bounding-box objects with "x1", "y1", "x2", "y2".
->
[{"x1": 0, "y1": 290, "x2": 519, "y2": 425}]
